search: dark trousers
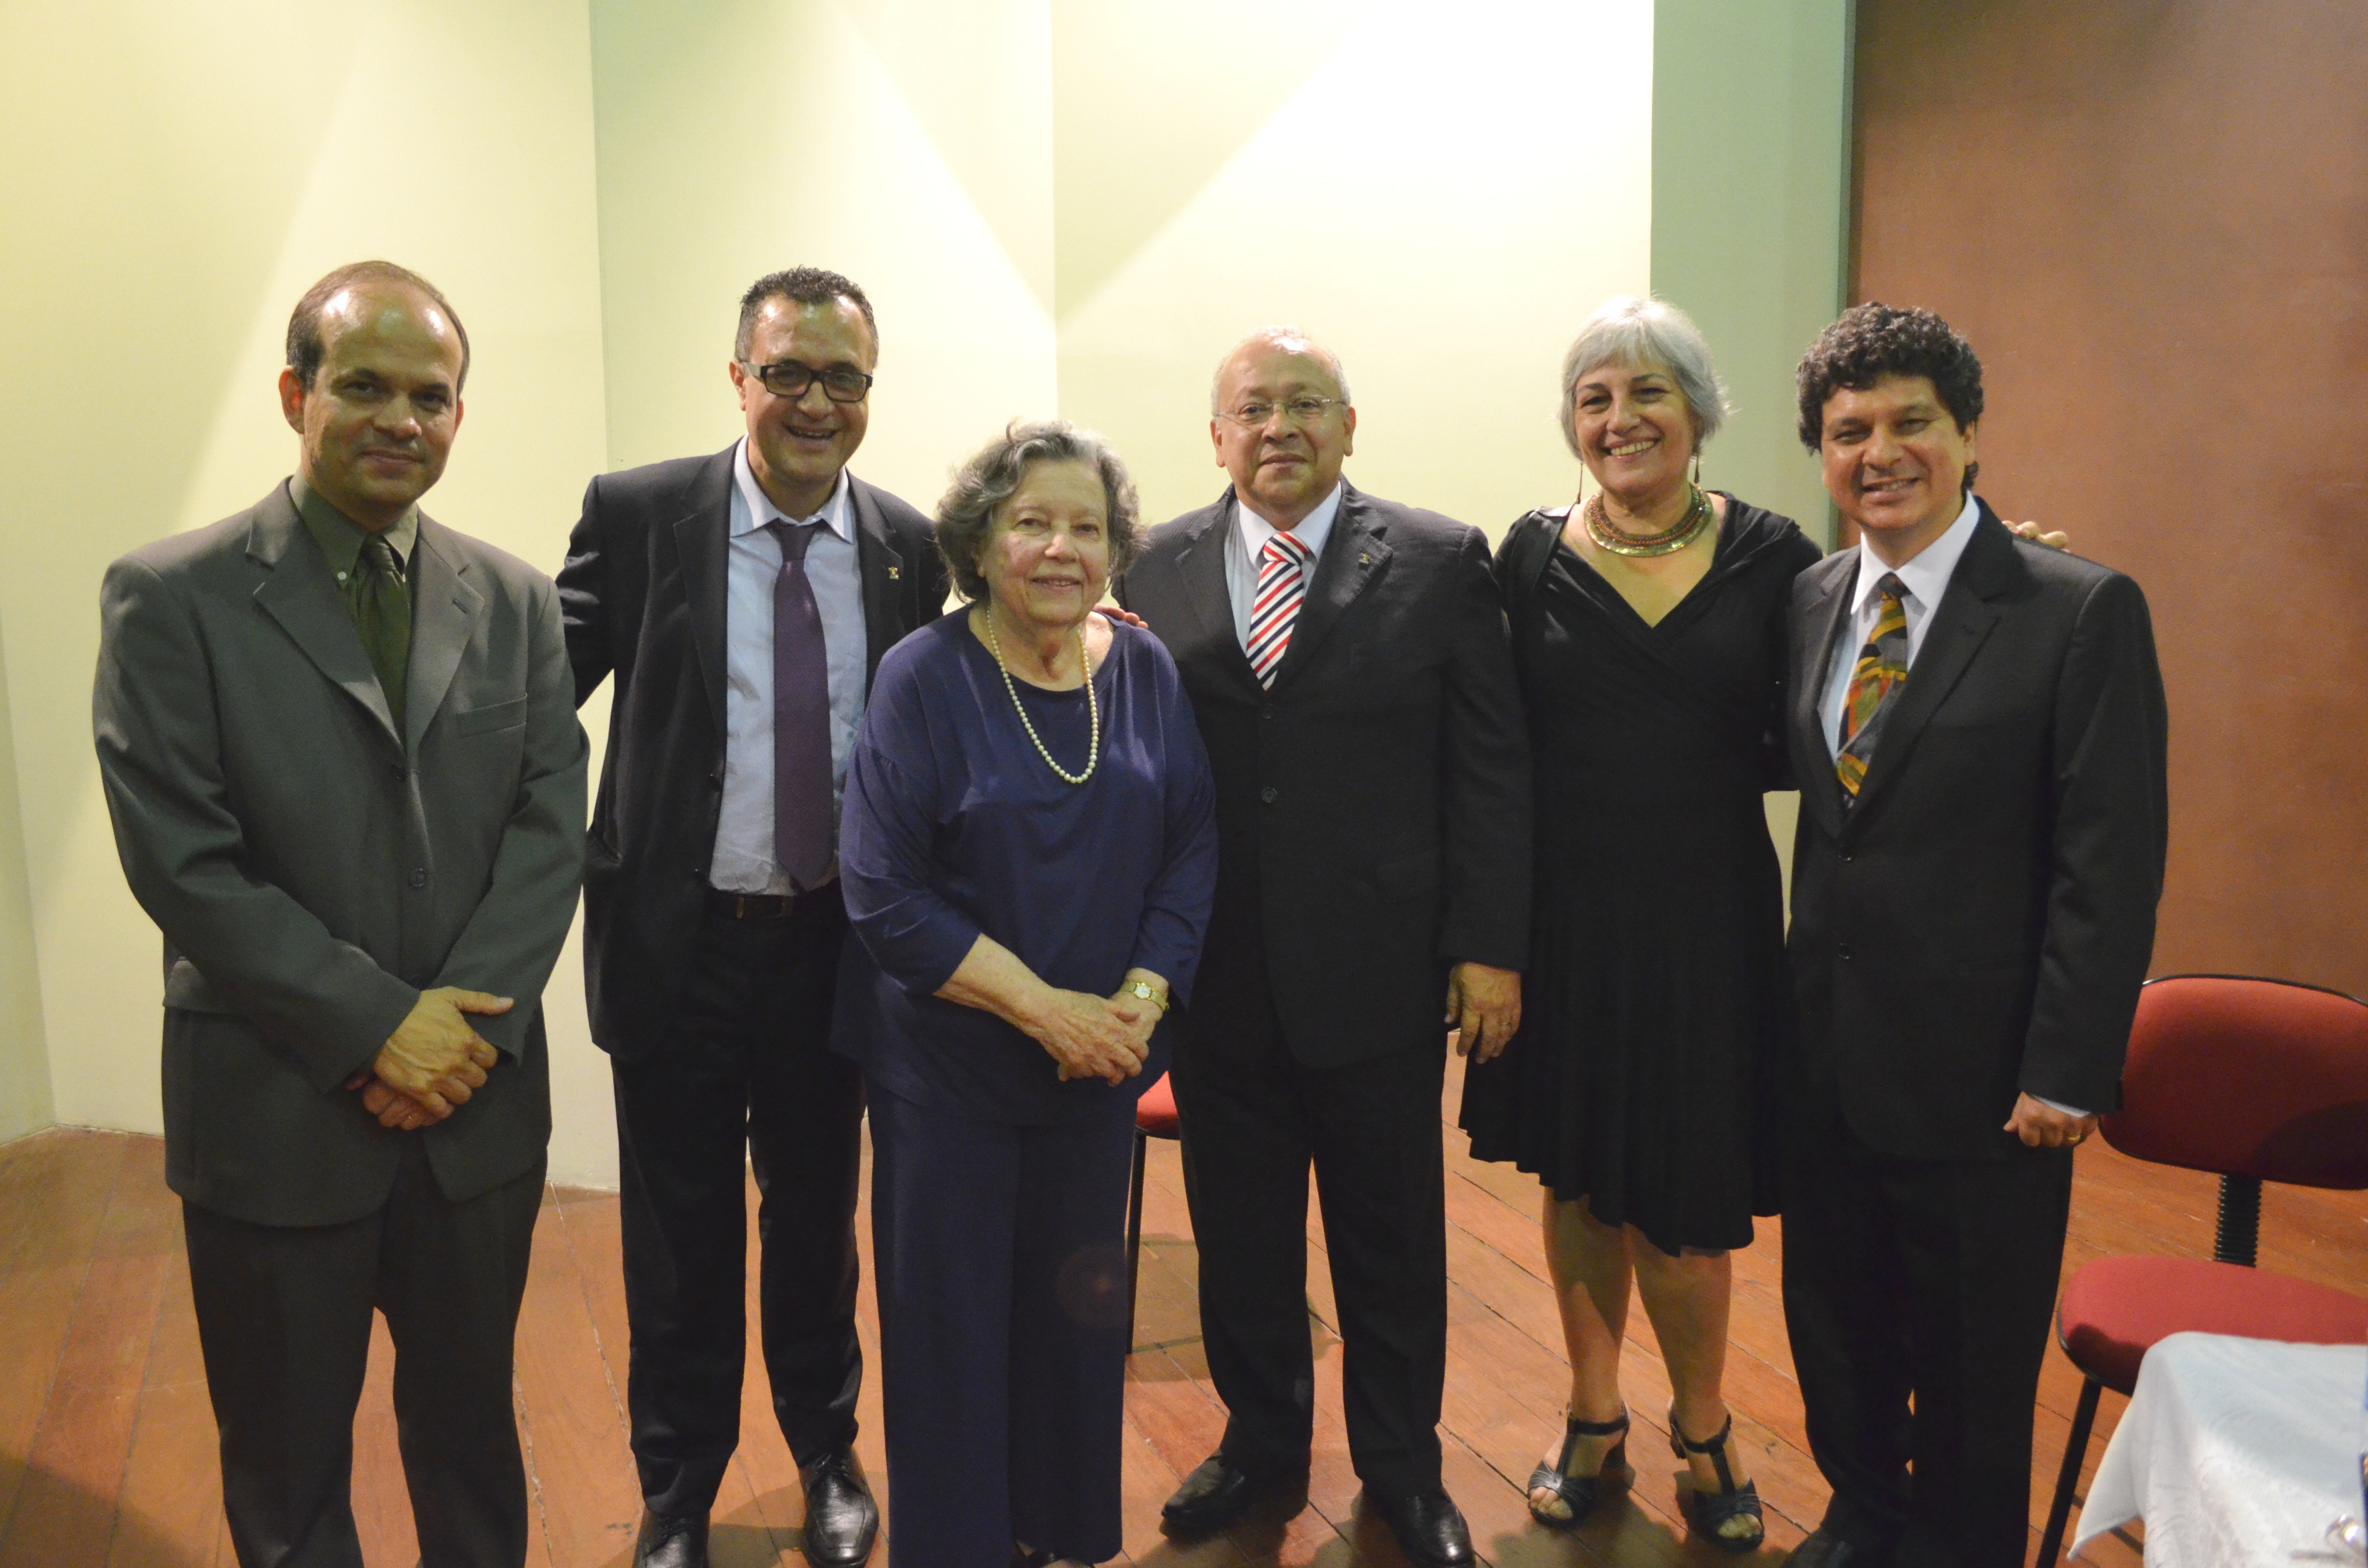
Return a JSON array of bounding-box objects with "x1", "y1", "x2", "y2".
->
[
  {"x1": 181, "y1": 1139, "x2": 543, "y2": 1568},
  {"x1": 868, "y1": 1086, "x2": 1136, "y2": 1568},
  {"x1": 1169, "y1": 974, "x2": 1450, "y2": 1495},
  {"x1": 611, "y1": 898, "x2": 864, "y2": 1516},
  {"x1": 1781, "y1": 1089, "x2": 2074, "y2": 1568}
]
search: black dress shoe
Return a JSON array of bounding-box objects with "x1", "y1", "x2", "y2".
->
[
  {"x1": 800, "y1": 1450, "x2": 879, "y2": 1567},
  {"x1": 1788, "y1": 1526, "x2": 1894, "y2": 1568},
  {"x1": 1365, "y1": 1488, "x2": 1473, "y2": 1568},
  {"x1": 1160, "y1": 1454, "x2": 1300, "y2": 1538},
  {"x1": 633, "y1": 1510, "x2": 710, "y2": 1568}
]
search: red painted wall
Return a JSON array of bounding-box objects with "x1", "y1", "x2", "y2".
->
[{"x1": 1850, "y1": 0, "x2": 2368, "y2": 995}]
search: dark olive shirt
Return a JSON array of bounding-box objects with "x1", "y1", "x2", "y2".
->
[{"x1": 291, "y1": 474, "x2": 417, "y2": 726}]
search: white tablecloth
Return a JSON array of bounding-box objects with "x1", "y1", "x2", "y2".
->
[{"x1": 2072, "y1": 1331, "x2": 2364, "y2": 1566}]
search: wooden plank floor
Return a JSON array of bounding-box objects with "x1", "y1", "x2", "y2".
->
[{"x1": 2, "y1": 1052, "x2": 2363, "y2": 1567}]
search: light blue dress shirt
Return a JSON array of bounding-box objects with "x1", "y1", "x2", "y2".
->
[
  {"x1": 710, "y1": 441, "x2": 867, "y2": 895},
  {"x1": 1819, "y1": 492, "x2": 1983, "y2": 754}
]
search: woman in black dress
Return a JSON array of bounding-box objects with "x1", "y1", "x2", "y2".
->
[{"x1": 1459, "y1": 296, "x2": 1820, "y2": 1551}]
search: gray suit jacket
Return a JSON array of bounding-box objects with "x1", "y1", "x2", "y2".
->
[{"x1": 95, "y1": 480, "x2": 588, "y2": 1225}]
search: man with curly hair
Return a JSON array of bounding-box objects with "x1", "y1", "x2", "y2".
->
[{"x1": 1776, "y1": 304, "x2": 2169, "y2": 1567}]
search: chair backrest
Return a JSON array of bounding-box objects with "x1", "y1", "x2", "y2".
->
[{"x1": 2101, "y1": 974, "x2": 2368, "y2": 1188}]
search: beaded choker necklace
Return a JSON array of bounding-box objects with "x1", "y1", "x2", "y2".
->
[
  {"x1": 983, "y1": 612, "x2": 1099, "y2": 785},
  {"x1": 1581, "y1": 483, "x2": 1713, "y2": 558}
]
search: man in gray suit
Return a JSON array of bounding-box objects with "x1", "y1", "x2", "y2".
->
[{"x1": 93, "y1": 260, "x2": 587, "y2": 1568}]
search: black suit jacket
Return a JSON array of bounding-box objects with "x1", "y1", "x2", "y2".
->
[
  {"x1": 1784, "y1": 504, "x2": 2169, "y2": 1159},
  {"x1": 557, "y1": 446, "x2": 950, "y2": 1055},
  {"x1": 1117, "y1": 484, "x2": 1530, "y2": 1069}
]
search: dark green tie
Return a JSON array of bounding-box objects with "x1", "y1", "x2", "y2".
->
[{"x1": 353, "y1": 534, "x2": 411, "y2": 735}]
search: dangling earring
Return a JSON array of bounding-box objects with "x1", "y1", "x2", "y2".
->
[{"x1": 1691, "y1": 450, "x2": 1702, "y2": 488}]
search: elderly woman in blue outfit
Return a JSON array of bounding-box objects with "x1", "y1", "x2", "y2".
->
[{"x1": 832, "y1": 420, "x2": 1219, "y2": 1568}]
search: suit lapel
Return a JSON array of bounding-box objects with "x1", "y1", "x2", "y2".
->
[
  {"x1": 1790, "y1": 550, "x2": 1853, "y2": 841},
  {"x1": 247, "y1": 487, "x2": 399, "y2": 745},
  {"x1": 403, "y1": 518, "x2": 487, "y2": 755},
  {"x1": 1172, "y1": 495, "x2": 1261, "y2": 694},
  {"x1": 848, "y1": 475, "x2": 907, "y2": 681},
  {"x1": 669, "y1": 448, "x2": 738, "y2": 737},
  {"x1": 1270, "y1": 484, "x2": 1387, "y2": 691},
  {"x1": 1847, "y1": 512, "x2": 2014, "y2": 814}
]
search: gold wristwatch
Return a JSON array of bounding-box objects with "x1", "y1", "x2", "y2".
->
[{"x1": 1123, "y1": 979, "x2": 1169, "y2": 1014}]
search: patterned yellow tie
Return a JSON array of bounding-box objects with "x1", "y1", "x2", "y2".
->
[{"x1": 1835, "y1": 573, "x2": 1908, "y2": 799}]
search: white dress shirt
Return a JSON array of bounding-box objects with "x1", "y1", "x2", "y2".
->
[
  {"x1": 1222, "y1": 481, "x2": 1345, "y2": 650},
  {"x1": 710, "y1": 441, "x2": 867, "y2": 894},
  {"x1": 1814, "y1": 493, "x2": 2091, "y2": 1120},
  {"x1": 1819, "y1": 492, "x2": 1982, "y2": 755}
]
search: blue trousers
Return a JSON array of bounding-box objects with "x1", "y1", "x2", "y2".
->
[{"x1": 869, "y1": 1086, "x2": 1137, "y2": 1567}]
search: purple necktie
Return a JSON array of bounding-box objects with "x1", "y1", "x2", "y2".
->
[{"x1": 770, "y1": 518, "x2": 834, "y2": 888}]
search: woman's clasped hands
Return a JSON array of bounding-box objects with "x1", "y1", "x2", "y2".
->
[{"x1": 1032, "y1": 985, "x2": 1155, "y2": 1084}]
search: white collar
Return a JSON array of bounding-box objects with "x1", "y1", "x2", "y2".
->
[
  {"x1": 1850, "y1": 492, "x2": 1981, "y2": 612},
  {"x1": 731, "y1": 439, "x2": 854, "y2": 540},
  {"x1": 1233, "y1": 480, "x2": 1345, "y2": 562}
]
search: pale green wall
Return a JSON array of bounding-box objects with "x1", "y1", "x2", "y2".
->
[
  {"x1": 0, "y1": 0, "x2": 610, "y2": 1164},
  {"x1": 587, "y1": 0, "x2": 1060, "y2": 504},
  {"x1": 0, "y1": 609, "x2": 53, "y2": 1144},
  {"x1": 1649, "y1": 0, "x2": 1855, "y2": 901},
  {"x1": 0, "y1": 0, "x2": 1856, "y2": 1174},
  {"x1": 1049, "y1": 0, "x2": 1652, "y2": 536},
  {"x1": 1650, "y1": 0, "x2": 1853, "y2": 549}
]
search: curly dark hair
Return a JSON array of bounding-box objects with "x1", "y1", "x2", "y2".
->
[
  {"x1": 1795, "y1": 302, "x2": 1983, "y2": 452},
  {"x1": 737, "y1": 267, "x2": 877, "y2": 362},
  {"x1": 936, "y1": 420, "x2": 1141, "y2": 602}
]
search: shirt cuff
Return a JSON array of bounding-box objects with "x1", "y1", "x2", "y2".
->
[{"x1": 2033, "y1": 1094, "x2": 2094, "y2": 1119}]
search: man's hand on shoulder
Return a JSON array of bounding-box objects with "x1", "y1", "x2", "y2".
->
[
  {"x1": 1091, "y1": 601, "x2": 1147, "y2": 631},
  {"x1": 1446, "y1": 961, "x2": 1522, "y2": 1064},
  {"x1": 371, "y1": 987, "x2": 509, "y2": 1120}
]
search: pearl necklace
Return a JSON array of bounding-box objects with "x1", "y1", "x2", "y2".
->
[
  {"x1": 1581, "y1": 483, "x2": 1713, "y2": 558},
  {"x1": 983, "y1": 612, "x2": 1099, "y2": 785}
]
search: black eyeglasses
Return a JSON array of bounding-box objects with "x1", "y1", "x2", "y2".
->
[{"x1": 739, "y1": 359, "x2": 874, "y2": 404}]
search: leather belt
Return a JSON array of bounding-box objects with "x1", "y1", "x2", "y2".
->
[{"x1": 704, "y1": 884, "x2": 841, "y2": 922}]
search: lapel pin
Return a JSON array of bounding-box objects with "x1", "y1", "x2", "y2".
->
[
  {"x1": 887, "y1": 565, "x2": 900, "y2": 580},
  {"x1": 1358, "y1": 552, "x2": 1370, "y2": 565}
]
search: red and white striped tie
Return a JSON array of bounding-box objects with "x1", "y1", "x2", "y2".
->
[{"x1": 1247, "y1": 530, "x2": 1312, "y2": 688}]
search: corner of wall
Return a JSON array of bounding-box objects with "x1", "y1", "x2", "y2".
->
[
  {"x1": 1649, "y1": 0, "x2": 1853, "y2": 551},
  {"x1": 0, "y1": 614, "x2": 57, "y2": 1146}
]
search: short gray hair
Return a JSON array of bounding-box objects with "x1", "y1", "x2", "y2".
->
[
  {"x1": 1558, "y1": 295, "x2": 1730, "y2": 460},
  {"x1": 936, "y1": 420, "x2": 1143, "y2": 602},
  {"x1": 1209, "y1": 326, "x2": 1352, "y2": 416}
]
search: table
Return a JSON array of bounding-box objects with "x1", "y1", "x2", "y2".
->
[{"x1": 2073, "y1": 1331, "x2": 2365, "y2": 1565}]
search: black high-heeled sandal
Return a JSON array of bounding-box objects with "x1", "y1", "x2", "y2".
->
[
  {"x1": 1526, "y1": 1408, "x2": 1633, "y2": 1529},
  {"x1": 1669, "y1": 1405, "x2": 1764, "y2": 1553}
]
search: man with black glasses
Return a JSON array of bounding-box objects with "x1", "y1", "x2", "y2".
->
[{"x1": 558, "y1": 268, "x2": 949, "y2": 1568}]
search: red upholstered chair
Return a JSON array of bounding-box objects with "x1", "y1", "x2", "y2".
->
[
  {"x1": 1125, "y1": 1071, "x2": 1182, "y2": 1337},
  {"x1": 2035, "y1": 975, "x2": 2368, "y2": 1568}
]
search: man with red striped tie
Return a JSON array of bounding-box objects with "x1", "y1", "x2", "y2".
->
[{"x1": 1116, "y1": 328, "x2": 1532, "y2": 1568}]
